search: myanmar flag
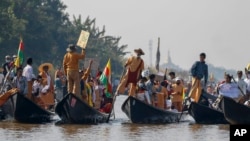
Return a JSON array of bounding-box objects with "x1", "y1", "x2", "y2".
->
[
  {"x1": 14, "y1": 39, "x2": 24, "y2": 68},
  {"x1": 99, "y1": 59, "x2": 112, "y2": 98}
]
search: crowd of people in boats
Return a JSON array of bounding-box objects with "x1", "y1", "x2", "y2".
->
[
  {"x1": 0, "y1": 45, "x2": 112, "y2": 113},
  {"x1": 0, "y1": 44, "x2": 250, "y2": 114}
]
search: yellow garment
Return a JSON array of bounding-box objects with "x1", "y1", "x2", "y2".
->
[
  {"x1": 125, "y1": 56, "x2": 144, "y2": 72},
  {"x1": 81, "y1": 62, "x2": 92, "y2": 103},
  {"x1": 86, "y1": 83, "x2": 93, "y2": 107},
  {"x1": 171, "y1": 84, "x2": 184, "y2": 102},
  {"x1": 188, "y1": 77, "x2": 202, "y2": 103},
  {"x1": 156, "y1": 93, "x2": 164, "y2": 109},
  {"x1": 160, "y1": 86, "x2": 168, "y2": 99},
  {"x1": 116, "y1": 56, "x2": 144, "y2": 96},
  {"x1": 63, "y1": 50, "x2": 85, "y2": 74},
  {"x1": 81, "y1": 66, "x2": 91, "y2": 81}
]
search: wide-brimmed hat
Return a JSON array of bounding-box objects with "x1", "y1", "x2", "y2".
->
[
  {"x1": 134, "y1": 48, "x2": 145, "y2": 55},
  {"x1": 66, "y1": 44, "x2": 76, "y2": 52},
  {"x1": 38, "y1": 63, "x2": 54, "y2": 72}
]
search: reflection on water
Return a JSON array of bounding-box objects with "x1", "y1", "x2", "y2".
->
[{"x1": 0, "y1": 96, "x2": 230, "y2": 141}]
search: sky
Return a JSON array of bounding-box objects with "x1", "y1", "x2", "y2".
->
[{"x1": 62, "y1": 0, "x2": 250, "y2": 71}]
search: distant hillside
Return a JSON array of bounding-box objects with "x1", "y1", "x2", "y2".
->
[
  {"x1": 158, "y1": 50, "x2": 237, "y2": 82},
  {"x1": 160, "y1": 62, "x2": 237, "y2": 82},
  {"x1": 206, "y1": 63, "x2": 236, "y2": 81}
]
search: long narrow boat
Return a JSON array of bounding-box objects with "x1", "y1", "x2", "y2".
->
[
  {"x1": 220, "y1": 96, "x2": 250, "y2": 125},
  {"x1": 121, "y1": 96, "x2": 188, "y2": 124},
  {"x1": 188, "y1": 91, "x2": 228, "y2": 124},
  {"x1": 188, "y1": 102, "x2": 228, "y2": 124},
  {"x1": 14, "y1": 94, "x2": 54, "y2": 123},
  {"x1": 55, "y1": 93, "x2": 109, "y2": 124}
]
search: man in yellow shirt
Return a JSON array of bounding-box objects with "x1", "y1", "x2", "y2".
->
[{"x1": 63, "y1": 44, "x2": 85, "y2": 97}]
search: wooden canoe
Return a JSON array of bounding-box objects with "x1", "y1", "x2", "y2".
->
[
  {"x1": 14, "y1": 94, "x2": 54, "y2": 123},
  {"x1": 188, "y1": 90, "x2": 228, "y2": 124},
  {"x1": 121, "y1": 96, "x2": 188, "y2": 124},
  {"x1": 55, "y1": 93, "x2": 109, "y2": 124},
  {"x1": 220, "y1": 96, "x2": 250, "y2": 125}
]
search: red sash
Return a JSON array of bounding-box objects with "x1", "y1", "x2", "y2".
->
[{"x1": 125, "y1": 60, "x2": 143, "y2": 87}]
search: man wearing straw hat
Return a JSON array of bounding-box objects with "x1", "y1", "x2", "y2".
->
[
  {"x1": 115, "y1": 48, "x2": 145, "y2": 96},
  {"x1": 63, "y1": 44, "x2": 85, "y2": 97}
]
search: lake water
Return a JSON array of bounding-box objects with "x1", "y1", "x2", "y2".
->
[{"x1": 0, "y1": 95, "x2": 230, "y2": 141}]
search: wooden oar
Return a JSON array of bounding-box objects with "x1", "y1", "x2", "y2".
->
[{"x1": 106, "y1": 68, "x2": 126, "y2": 123}]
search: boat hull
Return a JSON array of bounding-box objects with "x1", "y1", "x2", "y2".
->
[
  {"x1": 55, "y1": 93, "x2": 109, "y2": 124},
  {"x1": 188, "y1": 102, "x2": 228, "y2": 124},
  {"x1": 14, "y1": 94, "x2": 54, "y2": 123},
  {"x1": 220, "y1": 96, "x2": 250, "y2": 125},
  {"x1": 121, "y1": 96, "x2": 188, "y2": 124}
]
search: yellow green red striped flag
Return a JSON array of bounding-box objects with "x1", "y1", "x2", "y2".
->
[{"x1": 14, "y1": 39, "x2": 24, "y2": 68}]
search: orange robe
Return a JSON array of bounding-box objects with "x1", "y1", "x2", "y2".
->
[
  {"x1": 39, "y1": 71, "x2": 54, "y2": 108},
  {"x1": 171, "y1": 84, "x2": 184, "y2": 112}
]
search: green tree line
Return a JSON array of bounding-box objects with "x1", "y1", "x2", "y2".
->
[{"x1": 0, "y1": 0, "x2": 128, "y2": 77}]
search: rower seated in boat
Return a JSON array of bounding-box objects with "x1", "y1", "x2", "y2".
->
[
  {"x1": 31, "y1": 75, "x2": 46, "y2": 109},
  {"x1": 135, "y1": 77, "x2": 151, "y2": 104},
  {"x1": 212, "y1": 74, "x2": 241, "y2": 110},
  {"x1": 99, "y1": 92, "x2": 113, "y2": 113},
  {"x1": 218, "y1": 74, "x2": 241, "y2": 101}
]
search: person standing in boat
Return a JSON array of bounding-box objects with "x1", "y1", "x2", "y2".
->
[
  {"x1": 171, "y1": 77, "x2": 184, "y2": 112},
  {"x1": 22, "y1": 57, "x2": 35, "y2": 100},
  {"x1": 12, "y1": 67, "x2": 28, "y2": 95},
  {"x1": 115, "y1": 48, "x2": 145, "y2": 96},
  {"x1": 188, "y1": 53, "x2": 208, "y2": 103},
  {"x1": 63, "y1": 44, "x2": 85, "y2": 97},
  {"x1": 38, "y1": 63, "x2": 55, "y2": 110}
]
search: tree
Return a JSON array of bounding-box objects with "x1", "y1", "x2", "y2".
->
[{"x1": 0, "y1": 0, "x2": 128, "y2": 76}]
